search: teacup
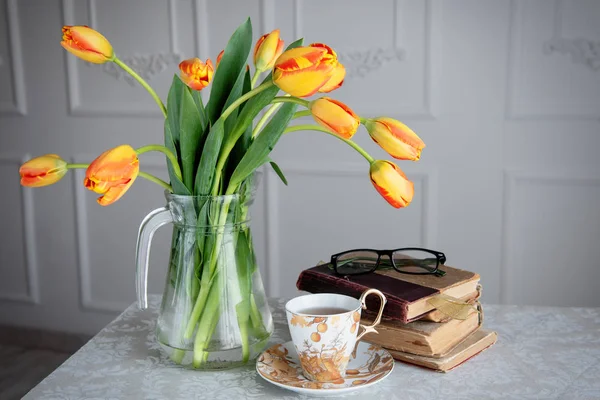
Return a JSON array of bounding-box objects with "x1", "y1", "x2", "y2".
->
[{"x1": 285, "y1": 289, "x2": 387, "y2": 383}]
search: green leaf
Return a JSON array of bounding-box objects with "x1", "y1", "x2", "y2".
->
[
  {"x1": 223, "y1": 67, "x2": 249, "y2": 143},
  {"x1": 225, "y1": 40, "x2": 304, "y2": 184},
  {"x1": 164, "y1": 122, "x2": 190, "y2": 195},
  {"x1": 206, "y1": 18, "x2": 252, "y2": 123},
  {"x1": 269, "y1": 160, "x2": 288, "y2": 186},
  {"x1": 192, "y1": 91, "x2": 208, "y2": 133},
  {"x1": 167, "y1": 75, "x2": 202, "y2": 191},
  {"x1": 229, "y1": 102, "x2": 298, "y2": 189},
  {"x1": 194, "y1": 118, "x2": 225, "y2": 196}
]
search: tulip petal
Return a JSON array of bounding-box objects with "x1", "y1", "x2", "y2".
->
[
  {"x1": 318, "y1": 63, "x2": 346, "y2": 93},
  {"x1": 275, "y1": 47, "x2": 328, "y2": 72},
  {"x1": 68, "y1": 26, "x2": 113, "y2": 58},
  {"x1": 369, "y1": 160, "x2": 414, "y2": 208},
  {"x1": 95, "y1": 177, "x2": 136, "y2": 206}
]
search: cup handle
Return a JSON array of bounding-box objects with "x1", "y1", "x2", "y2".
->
[{"x1": 352, "y1": 288, "x2": 387, "y2": 358}]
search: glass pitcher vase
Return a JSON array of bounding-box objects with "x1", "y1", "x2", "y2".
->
[{"x1": 135, "y1": 181, "x2": 273, "y2": 370}]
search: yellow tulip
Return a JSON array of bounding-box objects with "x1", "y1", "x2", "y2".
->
[
  {"x1": 369, "y1": 160, "x2": 414, "y2": 208},
  {"x1": 273, "y1": 46, "x2": 336, "y2": 97},
  {"x1": 84, "y1": 145, "x2": 139, "y2": 206},
  {"x1": 19, "y1": 155, "x2": 68, "y2": 187},
  {"x1": 309, "y1": 97, "x2": 359, "y2": 139},
  {"x1": 179, "y1": 58, "x2": 214, "y2": 91},
  {"x1": 61, "y1": 25, "x2": 114, "y2": 64},
  {"x1": 254, "y1": 29, "x2": 284, "y2": 72},
  {"x1": 364, "y1": 117, "x2": 425, "y2": 161}
]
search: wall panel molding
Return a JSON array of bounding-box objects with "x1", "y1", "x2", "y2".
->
[
  {"x1": 72, "y1": 156, "x2": 164, "y2": 313},
  {"x1": 62, "y1": 0, "x2": 181, "y2": 117},
  {"x1": 264, "y1": 163, "x2": 437, "y2": 297},
  {"x1": 543, "y1": 0, "x2": 600, "y2": 72},
  {"x1": 290, "y1": 0, "x2": 439, "y2": 119},
  {"x1": 506, "y1": 0, "x2": 600, "y2": 120},
  {"x1": 0, "y1": 155, "x2": 40, "y2": 304},
  {"x1": 0, "y1": 0, "x2": 27, "y2": 115},
  {"x1": 500, "y1": 170, "x2": 600, "y2": 304}
]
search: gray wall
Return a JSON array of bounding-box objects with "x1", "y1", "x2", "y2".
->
[{"x1": 0, "y1": 0, "x2": 599, "y2": 335}]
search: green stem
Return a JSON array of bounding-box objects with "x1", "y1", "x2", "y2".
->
[
  {"x1": 66, "y1": 164, "x2": 89, "y2": 169},
  {"x1": 252, "y1": 103, "x2": 282, "y2": 138},
  {"x1": 284, "y1": 124, "x2": 375, "y2": 164},
  {"x1": 250, "y1": 71, "x2": 261, "y2": 88},
  {"x1": 272, "y1": 96, "x2": 309, "y2": 107},
  {"x1": 221, "y1": 81, "x2": 274, "y2": 121},
  {"x1": 138, "y1": 171, "x2": 172, "y2": 192},
  {"x1": 114, "y1": 58, "x2": 167, "y2": 118},
  {"x1": 292, "y1": 110, "x2": 312, "y2": 119},
  {"x1": 135, "y1": 144, "x2": 183, "y2": 182},
  {"x1": 184, "y1": 197, "x2": 233, "y2": 339}
]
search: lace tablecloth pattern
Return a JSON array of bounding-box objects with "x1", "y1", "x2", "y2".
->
[{"x1": 25, "y1": 296, "x2": 600, "y2": 399}]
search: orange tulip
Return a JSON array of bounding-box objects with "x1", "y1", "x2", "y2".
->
[
  {"x1": 19, "y1": 154, "x2": 68, "y2": 187},
  {"x1": 254, "y1": 29, "x2": 284, "y2": 72},
  {"x1": 84, "y1": 145, "x2": 139, "y2": 206},
  {"x1": 364, "y1": 117, "x2": 425, "y2": 161},
  {"x1": 179, "y1": 58, "x2": 214, "y2": 91},
  {"x1": 216, "y1": 50, "x2": 224, "y2": 67},
  {"x1": 309, "y1": 97, "x2": 359, "y2": 139},
  {"x1": 309, "y1": 43, "x2": 346, "y2": 93},
  {"x1": 273, "y1": 46, "x2": 336, "y2": 97},
  {"x1": 369, "y1": 160, "x2": 414, "y2": 208},
  {"x1": 61, "y1": 26, "x2": 114, "y2": 64}
]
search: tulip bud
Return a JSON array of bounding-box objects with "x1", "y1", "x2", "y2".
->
[
  {"x1": 20, "y1": 155, "x2": 68, "y2": 187},
  {"x1": 273, "y1": 46, "x2": 336, "y2": 97},
  {"x1": 216, "y1": 50, "x2": 224, "y2": 67},
  {"x1": 369, "y1": 160, "x2": 414, "y2": 208},
  {"x1": 61, "y1": 26, "x2": 114, "y2": 64},
  {"x1": 84, "y1": 145, "x2": 139, "y2": 206},
  {"x1": 364, "y1": 117, "x2": 425, "y2": 161},
  {"x1": 309, "y1": 97, "x2": 359, "y2": 139},
  {"x1": 309, "y1": 43, "x2": 346, "y2": 93},
  {"x1": 254, "y1": 29, "x2": 284, "y2": 72},
  {"x1": 179, "y1": 58, "x2": 214, "y2": 91}
]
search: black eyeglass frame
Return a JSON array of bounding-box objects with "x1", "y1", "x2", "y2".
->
[{"x1": 330, "y1": 247, "x2": 447, "y2": 277}]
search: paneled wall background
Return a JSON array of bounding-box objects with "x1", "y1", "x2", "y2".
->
[{"x1": 0, "y1": 0, "x2": 599, "y2": 335}]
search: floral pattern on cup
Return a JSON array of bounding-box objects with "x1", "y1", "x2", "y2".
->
[{"x1": 285, "y1": 290, "x2": 387, "y2": 382}]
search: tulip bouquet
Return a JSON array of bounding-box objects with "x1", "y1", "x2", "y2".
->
[{"x1": 19, "y1": 19, "x2": 425, "y2": 369}]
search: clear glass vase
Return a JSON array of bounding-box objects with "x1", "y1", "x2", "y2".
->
[{"x1": 135, "y1": 179, "x2": 273, "y2": 370}]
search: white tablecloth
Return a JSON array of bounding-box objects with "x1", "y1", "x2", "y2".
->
[{"x1": 25, "y1": 296, "x2": 600, "y2": 399}]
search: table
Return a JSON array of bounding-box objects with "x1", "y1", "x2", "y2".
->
[{"x1": 25, "y1": 296, "x2": 600, "y2": 399}]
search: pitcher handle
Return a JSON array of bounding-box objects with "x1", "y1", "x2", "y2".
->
[{"x1": 135, "y1": 207, "x2": 172, "y2": 309}]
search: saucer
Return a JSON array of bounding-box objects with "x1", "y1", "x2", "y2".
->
[{"x1": 256, "y1": 341, "x2": 394, "y2": 397}]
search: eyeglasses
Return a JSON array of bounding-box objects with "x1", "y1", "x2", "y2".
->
[{"x1": 330, "y1": 247, "x2": 447, "y2": 277}]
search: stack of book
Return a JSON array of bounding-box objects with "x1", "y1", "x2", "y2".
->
[{"x1": 296, "y1": 263, "x2": 497, "y2": 372}]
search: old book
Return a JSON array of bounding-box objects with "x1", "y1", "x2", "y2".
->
[
  {"x1": 361, "y1": 304, "x2": 482, "y2": 357},
  {"x1": 388, "y1": 329, "x2": 497, "y2": 372},
  {"x1": 296, "y1": 263, "x2": 480, "y2": 323},
  {"x1": 420, "y1": 284, "x2": 482, "y2": 322}
]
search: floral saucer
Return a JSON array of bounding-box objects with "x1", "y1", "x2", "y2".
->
[{"x1": 256, "y1": 341, "x2": 394, "y2": 397}]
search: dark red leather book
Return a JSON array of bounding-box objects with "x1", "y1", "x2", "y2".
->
[{"x1": 296, "y1": 263, "x2": 480, "y2": 323}]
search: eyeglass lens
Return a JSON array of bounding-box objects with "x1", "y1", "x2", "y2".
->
[
  {"x1": 392, "y1": 249, "x2": 439, "y2": 273},
  {"x1": 335, "y1": 250, "x2": 379, "y2": 275}
]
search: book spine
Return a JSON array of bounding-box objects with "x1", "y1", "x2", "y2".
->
[{"x1": 296, "y1": 269, "x2": 411, "y2": 323}]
